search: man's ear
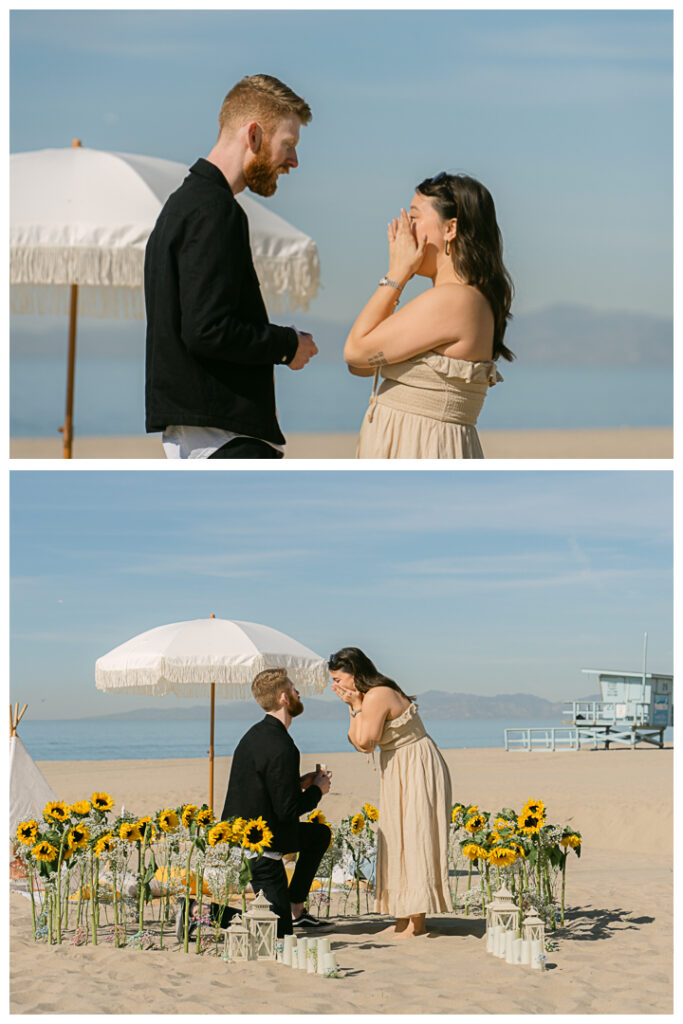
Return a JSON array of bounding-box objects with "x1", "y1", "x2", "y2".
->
[{"x1": 246, "y1": 121, "x2": 262, "y2": 153}]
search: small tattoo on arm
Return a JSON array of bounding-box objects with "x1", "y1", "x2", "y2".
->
[{"x1": 368, "y1": 351, "x2": 387, "y2": 367}]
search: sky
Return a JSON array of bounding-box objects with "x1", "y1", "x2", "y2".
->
[
  {"x1": 10, "y1": 469, "x2": 673, "y2": 720},
  {"x1": 9, "y1": 7, "x2": 673, "y2": 325}
]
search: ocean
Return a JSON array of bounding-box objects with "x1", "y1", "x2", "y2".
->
[
  {"x1": 19, "y1": 716, "x2": 673, "y2": 762},
  {"x1": 10, "y1": 353, "x2": 673, "y2": 437}
]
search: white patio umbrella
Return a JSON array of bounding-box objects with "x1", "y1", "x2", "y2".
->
[
  {"x1": 94, "y1": 616, "x2": 329, "y2": 809},
  {"x1": 10, "y1": 142, "x2": 320, "y2": 457}
]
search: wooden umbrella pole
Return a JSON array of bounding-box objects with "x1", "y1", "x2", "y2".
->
[
  {"x1": 10, "y1": 702, "x2": 28, "y2": 737},
  {"x1": 60, "y1": 138, "x2": 82, "y2": 461},
  {"x1": 209, "y1": 683, "x2": 216, "y2": 811},
  {"x1": 61, "y1": 283, "x2": 79, "y2": 459}
]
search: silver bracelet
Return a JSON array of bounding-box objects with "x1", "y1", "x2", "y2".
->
[{"x1": 350, "y1": 707, "x2": 362, "y2": 718}]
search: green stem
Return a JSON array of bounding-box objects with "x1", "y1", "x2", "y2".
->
[
  {"x1": 195, "y1": 866, "x2": 205, "y2": 954},
  {"x1": 326, "y1": 858, "x2": 333, "y2": 919},
  {"x1": 138, "y1": 831, "x2": 150, "y2": 935},
  {"x1": 184, "y1": 842, "x2": 194, "y2": 953},
  {"x1": 465, "y1": 860, "x2": 472, "y2": 916},
  {"x1": 496, "y1": 864, "x2": 501, "y2": 888},
  {"x1": 561, "y1": 855, "x2": 567, "y2": 926},
  {"x1": 76, "y1": 863, "x2": 84, "y2": 928},
  {"x1": 54, "y1": 836, "x2": 67, "y2": 944},
  {"x1": 355, "y1": 851, "x2": 361, "y2": 916},
  {"x1": 47, "y1": 887, "x2": 54, "y2": 944},
  {"x1": 159, "y1": 843, "x2": 170, "y2": 950},
  {"x1": 90, "y1": 852, "x2": 98, "y2": 946},
  {"x1": 484, "y1": 860, "x2": 492, "y2": 903},
  {"x1": 28, "y1": 865, "x2": 37, "y2": 940},
  {"x1": 112, "y1": 863, "x2": 120, "y2": 948}
]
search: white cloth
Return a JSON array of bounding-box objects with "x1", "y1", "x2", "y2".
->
[
  {"x1": 162, "y1": 425, "x2": 284, "y2": 459},
  {"x1": 9, "y1": 736, "x2": 57, "y2": 832}
]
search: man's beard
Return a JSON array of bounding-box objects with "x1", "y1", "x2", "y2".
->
[
  {"x1": 287, "y1": 693, "x2": 304, "y2": 718},
  {"x1": 244, "y1": 141, "x2": 286, "y2": 197}
]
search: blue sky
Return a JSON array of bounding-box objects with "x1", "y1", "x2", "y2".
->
[
  {"x1": 10, "y1": 470, "x2": 673, "y2": 719},
  {"x1": 10, "y1": 8, "x2": 672, "y2": 323}
]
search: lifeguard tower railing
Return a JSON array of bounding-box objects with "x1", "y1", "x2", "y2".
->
[{"x1": 562, "y1": 699, "x2": 667, "y2": 749}]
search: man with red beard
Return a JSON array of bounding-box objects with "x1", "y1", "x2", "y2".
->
[
  {"x1": 220, "y1": 668, "x2": 332, "y2": 936},
  {"x1": 145, "y1": 75, "x2": 318, "y2": 459}
]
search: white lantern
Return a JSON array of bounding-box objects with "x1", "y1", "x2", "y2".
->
[
  {"x1": 225, "y1": 914, "x2": 253, "y2": 961},
  {"x1": 522, "y1": 910, "x2": 545, "y2": 945},
  {"x1": 488, "y1": 884, "x2": 520, "y2": 935},
  {"x1": 244, "y1": 890, "x2": 278, "y2": 961}
]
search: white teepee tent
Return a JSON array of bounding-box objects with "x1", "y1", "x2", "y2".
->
[{"x1": 9, "y1": 705, "x2": 56, "y2": 832}]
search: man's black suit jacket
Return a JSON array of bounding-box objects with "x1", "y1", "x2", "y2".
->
[
  {"x1": 144, "y1": 158, "x2": 298, "y2": 443},
  {"x1": 222, "y1": 715, "x2": 322, "y2": 854}
]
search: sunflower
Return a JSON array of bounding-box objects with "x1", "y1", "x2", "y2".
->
[
  {"x1": 493, "y1": 816, "x2": 515, "y2": 832},
  {"x1": 508, "y1": 840, "x2": 527, "y2": 859},
  {"x1": 308, "y1": 809, "x2": 328, "y2": 825},
  {"x1": 44, "y1": 800, "x2": 70, "y2": 823},
  {"x1": 69, "y1": 800, "x2": 91, "y2": 817},
  {"x1": 91, "y1": 792, "x2": 114, "y2": 812},
  {"x1": 32, "y1": 840, "x2": 58, "y2": 863},
  {"x1": 462, "y1": 842, "x2": 482, "y2": 861},
  {"x1": 196, "y1": 808, "x2": 214, "y2": 827},
  {"x1": 181, "y1": 804, "x2": 198, "y2": 828},
  {"x1": 465, "y1": 805, "x2": 479, "y2": 815},
  {"x1": 119, "y1": 821, "x2": 143, "y2": 843},
  {"x1": 350, "y1": 813, "x2": 365, "y2": 836},
  {"x1": 522, "y1": 799, "x2": 546, "y2": 819},
  {"x1": 363, "y1": 803, "x2": 379, "y2": 822},
  {"x1": 137, "y1": 818, "x2": 156, "y2": 840},
  {"x1": 451, "y1": 804, "x2": 463, "y2": 823},
  {"x1": 489, "y1": 829, "x2": 503, "y2": 844},
  {"x1": 242, "y1": 817, "x2": 274, "y2": 856},
  {"x1": 67, "y1": 824, "x2": 90, "y2": 850},
  {"x1": 517, "y1": 810, "x2": 543, "y2": 835},
  {"x1": 488, "y1": 847, "x2": 518, "y2": 867},
  {"x1": 231, "y1": 817, "x2": 247, "y2": 840},
  {"x1": 16, "y1": 820, "x2": 39, "y2": 846},
  {"x1": 94, "y1": 833, "x2": 114, "y2": 858},
  {"x1": 158, "y1": 808, "x2": 179, "y2": 833},
  {"x1": 464, "y1": 813, "x2": 487, "y2": 834},
  {"x1": 207, "y1": 822, "x2": 232, "y2": 846},
  {"x1": 561, "y1": 834, "x2": 582, "y2": 849}
]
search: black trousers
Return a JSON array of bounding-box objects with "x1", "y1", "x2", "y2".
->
[
  {"x1": 210, "y1": 822, "x2": 330, "y2": 937},
  {"x1": 208, "y1": 436, "x2": 283, "y2": 459}
]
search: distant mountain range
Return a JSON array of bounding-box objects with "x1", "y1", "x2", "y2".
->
[
  {"x1": 11, "y1": 304, "x2": 672, "y2": 368},
  {"x1": 77, "y1": 690, "x2": 601, "y2": 723}
]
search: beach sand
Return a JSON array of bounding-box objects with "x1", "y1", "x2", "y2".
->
[
  {"x1": 9, "y1": 425, "x2": 674, "y2": 460},
  {"x1": 10, "y1": 745, "x2": 672, "y2": 1014}
]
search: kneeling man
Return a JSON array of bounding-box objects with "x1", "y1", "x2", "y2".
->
[{"x1": 222, "y1": 668, "x2": 332, "y2": 935}]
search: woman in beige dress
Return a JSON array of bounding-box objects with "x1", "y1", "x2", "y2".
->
[
  {"x1": 344, "y1": 172, "x2": 515, "y2": 458},
  {"x1": 328, "y1": 647, "x2": 452, "y2": 938}
]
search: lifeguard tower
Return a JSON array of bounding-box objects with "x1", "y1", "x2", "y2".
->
[{"x1": 563, "y1": 668, "x2": 673, "y2": 749}]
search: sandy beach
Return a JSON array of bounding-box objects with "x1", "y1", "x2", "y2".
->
[
  {"x1": 10, "y1": 745, "x2": 672, "y2": 1014},
  {"x1": 9, "y1": 425, "x2": 674, "y2": 460}
]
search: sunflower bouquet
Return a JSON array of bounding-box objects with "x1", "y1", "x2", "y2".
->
[
  {"x1": 449, "y1": 797, "x2": 583, "y2": 931},
  {"x1": 334, "y1": 803, "x2": 379, "y2": 915}
]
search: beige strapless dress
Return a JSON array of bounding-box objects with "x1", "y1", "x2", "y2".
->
[
  {"x1": 375, "y1": 703, "x2": 452, "y2": 918},
  {"x1": 356, "y1": 352, "x2": 503, "y2": 459}
]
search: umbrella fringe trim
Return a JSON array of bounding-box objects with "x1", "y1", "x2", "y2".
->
[
  {"x1": 11, "y1": 251, "x2": 320, "y2": 317},
  {"x1": 95, "y1": 662, "x2": 328, "y2": 695}
]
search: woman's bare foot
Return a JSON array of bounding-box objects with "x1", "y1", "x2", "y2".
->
[
  {"x1": 379, "y1": 917, "x2": 409, "y2": 935},
  {"x1": 394, "y1": 914, "x2": 427, "y2": 938}
]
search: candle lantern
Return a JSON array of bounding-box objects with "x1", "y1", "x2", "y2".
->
[
  {"x1": 244, "y1": 890, "x2": 278, "y2": 960},
  {"x1": 225, "y1": 914, "x2": 253, "y2": 961},
  {"x1": 522, "y1": 910, "x2": 545, "y2": 946},
  {"x1": 488, "y1": 884, "x2": 520, "y2": 935}
]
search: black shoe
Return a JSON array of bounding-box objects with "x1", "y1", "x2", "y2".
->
[
  {"x1": 292, "y1": 910, "x2": 326, "y2": 929},
  {"x1": 175, "y1": 897, "x2": 198, "y2": 942}
]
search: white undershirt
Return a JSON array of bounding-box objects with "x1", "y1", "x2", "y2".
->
[{"x1": 162, "y1": 425, "x2": 284, "y2": 459}]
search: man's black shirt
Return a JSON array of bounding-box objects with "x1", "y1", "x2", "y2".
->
[{"x1": 144, "y1": 159, "x2": 298, "y2": 442}]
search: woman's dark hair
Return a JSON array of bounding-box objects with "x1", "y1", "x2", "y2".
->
[
  {"x1": 416, "y1": 172, "x2": 515, "y2": 362},
  {"x1": 328, "y1": 647, "x2": 415, "y2": 702}
]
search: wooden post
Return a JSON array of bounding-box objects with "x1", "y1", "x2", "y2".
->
[
  {"x1": 59, "y1": 138, "x2": 83, "y2": 460},
  {"x1": 10, "y1": 702, "x2": 28, "y2": 737},
  {"x1": 209, "y1": 683, "x2": 216, "y2": 811}
]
